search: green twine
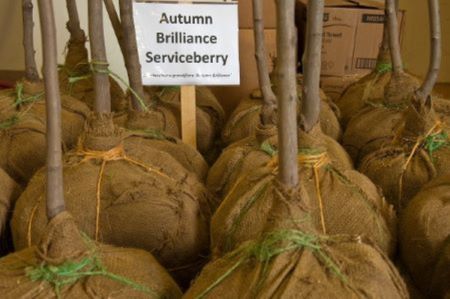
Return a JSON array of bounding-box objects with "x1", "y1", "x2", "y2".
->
[
  {"x1": 158, "y1": 86, "x2": 180, "y2": 99},
  {"x1": 127, "y1": 128, "x2": 168, "y2": 141},
  {"x1": 0, "y1": 115, "x2": 19, "y2": 130},
  {"x1": 424, "y1": 132, "x2": 449, "y2": 162},
  {"x1": 375, "y1": 63, "x2": 393, "y2": 74},
  {"x1": 196, "y1": 229, "x2": 347, "y2": 299},
  {"x1": 26, "y1": 255, "x2": 158, "y2": 299},
  {"x1": 260, "y1": 141, "x2": 277, "y2": 157},
  {"x1": 60, "y1": 62, "x2": 150, "y2": 112},
  {"x1": 13, "y1": 83, "x2": 44, "y2": 107}
]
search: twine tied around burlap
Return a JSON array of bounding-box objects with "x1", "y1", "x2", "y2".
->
[{"x1": 27, "y1": 140, "x2": 176, "y2": 246}]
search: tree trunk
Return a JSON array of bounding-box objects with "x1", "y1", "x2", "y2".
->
[
  {"x1": 416, "y1": 0, "x2": 441, "y2": 100},
  {"x1": 66, "y1": 0, "x2": 85, "y2": 42},
  {"x1": 22, "y1": 0, "x2": 39, "y2": 82},
  {"x1": 89, "y1": 0, "x2": 112, "y2": 114},
  {"x1": 276, "y1": 0, "x2": 298, "y2": 190},
  {"x1": 37, "y1": 0, "x2": 65, "y2": 220},
  {"x1": 252, "y1": 0, "x2": 277, "y2": 126},
  {"x1": 300, "y1": 0, "x2": 324, "y2": 132},
  {"x1": 386, "y1": 0, "x2": 403, "y2": 74},
  {"x1": 119, "y1": 0, "x2": 147, "y2": 111},
  {"x1": 104, "y1": 0, "x2": 126, "y2": 55}
]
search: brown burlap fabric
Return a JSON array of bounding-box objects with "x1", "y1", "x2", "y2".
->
[
  {"x1": 208, "y1": 124, "x2": 353, "y2": 199},
  {"x1": 146, "y1": 86, "x2": 225, "y2": 155},
  {"x1": 12, "y1": 115, "x2": 214, "y2": 285},
  {"x1": 0, "y1": 168, "x2": 22, "y2": 255},
  {"x1": 342, "y1": 72, "x2": 450, "y2": 165},
  {"x1": 0, "y1": 80, "x2": 89, "y2": 184},
  {"x1": 186, "y1": 225, "x2": 407, "y2": 298},
  {"x1": 1, "y1": 212, "x2": 182, "y2": 298},
  {"x1": 399, "y1": 175, "x2": 450, "y2": 295},
  {"x1": 222, "y1": 88, "x2": 342, "y2": 146},
  {"x1": 359, "y1": 103, "x2": 450, "y2": 210},
  {"x1": 125, "y1": 109, "x2": 208, "y2": 181},
  {"x1": 431, "y1": 239, "x2": 450, "y2": 299},
  {"x1": 58, "y1": 35, "x2": 127, "y2": 113}
]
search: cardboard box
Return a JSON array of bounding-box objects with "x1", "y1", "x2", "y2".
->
[
  {"x1": 238, "y1": 0, "x2": 277, "y2": 29},
  {"x1": 320, "y1": 74, "x2": 364, "y2": 102},
  {"x1": 296, "y1": 0, "x2": 405, "y2": 76},
  {"x1": 211, "y1": 29, "x2": 277, "y2": 115}
]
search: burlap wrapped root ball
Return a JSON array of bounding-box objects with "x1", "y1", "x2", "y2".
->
[
  {"x1": 0, "y1": 80, "x2": 89, "y2": 184},
  {"x1": 0, "y1": 212, "x2": 182, "y2": 298},
  {"x1": 399, "y1": 174, "x2": 450, "y2": 297},
  {"x1": 0, "y1": 167, "x2": 22, "y2": 255},
  {"x1": 185, "y1": 227, "x2": 408, "y2": 299},
  {"x1": 343, "y1": 73, "x2": 450, "y2": 164},
  {"x1": 124, "y1": 109, "x2": 209, "y2": 181},
  {"x1": 359, "y1": 102, "x2": 450, "y2": 210},
  {"x1": 210, "y1": 140, "x2": 396, "y2": 258},
  {"x1": 12, "y1": 115, "x2": 214, "y2": 284},
  {"x1": 145, "y1": 86, "x2": 226, "y2": 156},
  {"x1": 430, "y1": 240, "x2": 450, "y2": 299},
  {"x1": 58, "y1": 34, "x2": 128, "y2": 113},
  {"x1": 208, "y1": 124, "x2": 353, "y2": 199},
  {"x1": 222, "y1": 85, "x2": 341, "y2": 146}
]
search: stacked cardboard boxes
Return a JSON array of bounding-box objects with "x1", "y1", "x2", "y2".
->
[{"x1": 211, "y1": 0, "x2": 277, "y2": 115}]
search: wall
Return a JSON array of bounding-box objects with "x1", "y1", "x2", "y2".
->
[{"x1": 0, "y1": 0, "x2": 449, "y2": 84}]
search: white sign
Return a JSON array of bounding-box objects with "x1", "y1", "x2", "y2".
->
[{"x1": 133, "y1": 0, "x2": 240, "y2": 86}]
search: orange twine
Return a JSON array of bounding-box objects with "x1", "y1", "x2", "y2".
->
[
  {"x1": 27, "y1": 141, "x2": 176, "y2": 244},
  {"x1": 397, "y1": 121, "x2": 442, "y2": 209}
]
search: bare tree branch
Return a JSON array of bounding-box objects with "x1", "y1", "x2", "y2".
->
[
  {"x1": 119, "y1": 0, "x2": 146, "y2": 111},
  {"x1": 416, "y1": 0, "x2": 441, "y2": 100},
  {"x1": 37, "y1": 0, "x2": 65, "y2": 219},
  {"x1": 22, "y1": 0, "x2": 40, "y2": 82},
  {"x1": 104, "y1": 0, "x2": 126, "y2": 54},
  {"x1": 89, "y1": 0, "x2": 112, "y2": 113},
  {"x1": 252, "y1": 0, "x2": 277, "y2": 126},
  {"x1": 386, "y1": 0, "x2": 403, "y2": 74},
  {"x1": 300, "y1": 0, "x2": 324, "y2": 132},
  {"x1": 66, "y1": 0, "x2": 85, "y2": 42},
  {"x1": 276, "y1": 0, "x2": 298, "y2": 189}
]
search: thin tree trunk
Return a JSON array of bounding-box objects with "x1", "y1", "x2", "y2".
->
[
  {"x1": 104, "y1": 0, "x2": 126, "y2": 54},
  {"x1": 416, "y1": 0, "x2": 441, "y2": 100},
  {"x1": 22, "y1": 0, "x2": 40, "y2": 82},
  {"x1": 386, "y1": 0, "x2": 403, "y2": 74},
  {"x1": 301, "y1": 0, "x2": 324, "y2": 132},
  {"x1": 37, "y1": 0, "x2": 65, "y2": 220},
  {"x1": 276, "y1": 0, "x2": 298, "y2": 190},
  {"x1": 119, "y1": 0, "x2": 146, "y2": 111},
  {"x1": 252, "y1": 0, "x2": 276, "y2": 125},
  {"x1": 66, "y1": 0, "x2": 85, "y2": 42},
  {"x1": 89, "y1": 0, "x2": 112, "y2": 113}
]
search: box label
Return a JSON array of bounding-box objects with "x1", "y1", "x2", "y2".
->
[{"x1": 133, "y1": 0, "x2": 240, "y2": 85}]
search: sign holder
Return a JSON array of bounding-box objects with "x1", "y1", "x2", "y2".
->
[{"x1": 179, "y1": 0, "x2": 197, "y2": 149}]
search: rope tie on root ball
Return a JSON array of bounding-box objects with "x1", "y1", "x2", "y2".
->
[
  {"x1": 59, "y1": 61, "x2": 149, "y2": 111},
  {"x1": 398, "y1": 121, "x2": 445, "y2": 209},
  {"x1": 25, "y1": 238, "x2": 158, "y2": 299},
  {"x1": 27, "y1": 141, "x2": 177, "y2": 244},
  {"x1": 267, "y1": 150, "x2": 330, "y2": 235},
  {"x1": 196, "y1": 229, "x2": 348, "y2": 299}
]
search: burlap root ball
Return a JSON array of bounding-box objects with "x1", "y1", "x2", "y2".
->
[
  {"x1": 210, "y1": 140, "x2": 396, "y2": 259},
  {"x1": 222, "y1": 87, "x2": 341, "y2": 146},
  {"x1": 145, "y1": 86, "x2": 226, "y2": 156},
  {"x1": 0, "y1": 212, "x2": 182, "y2": 298},
  {"x1": 0, "y1": 80, "x2": 89, "y2": 184},
  {"x1": 124, "y1": 109, "x2": 209, "y2": 181},
  {"x1": 399, "y1": 174, "x2": 450, "y2": 297},
  {"x1": 430, "y1": 240, "x2": 450, "y2": 299},
  {"x1": 0, "y1": 167, "x2": 22, "y2": 255},
  {"x1": 11, "y1": 115, "x2": 214, "y2": 285},
  {"x1": 208, "y1": 124, "x2": 353, "y2": 199},
  {"x1": 343, "y1": 73, "x2": 450, "y2": 165},
  {"x1": 359, "y1": 102, "x2": 450, "y2": 210},
  {"x1": 185, "y1": 225, "x2": 408, "y2": 299},
  {"x1": 58, "y1": 34, "x2": 128, "y2": 113}
]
